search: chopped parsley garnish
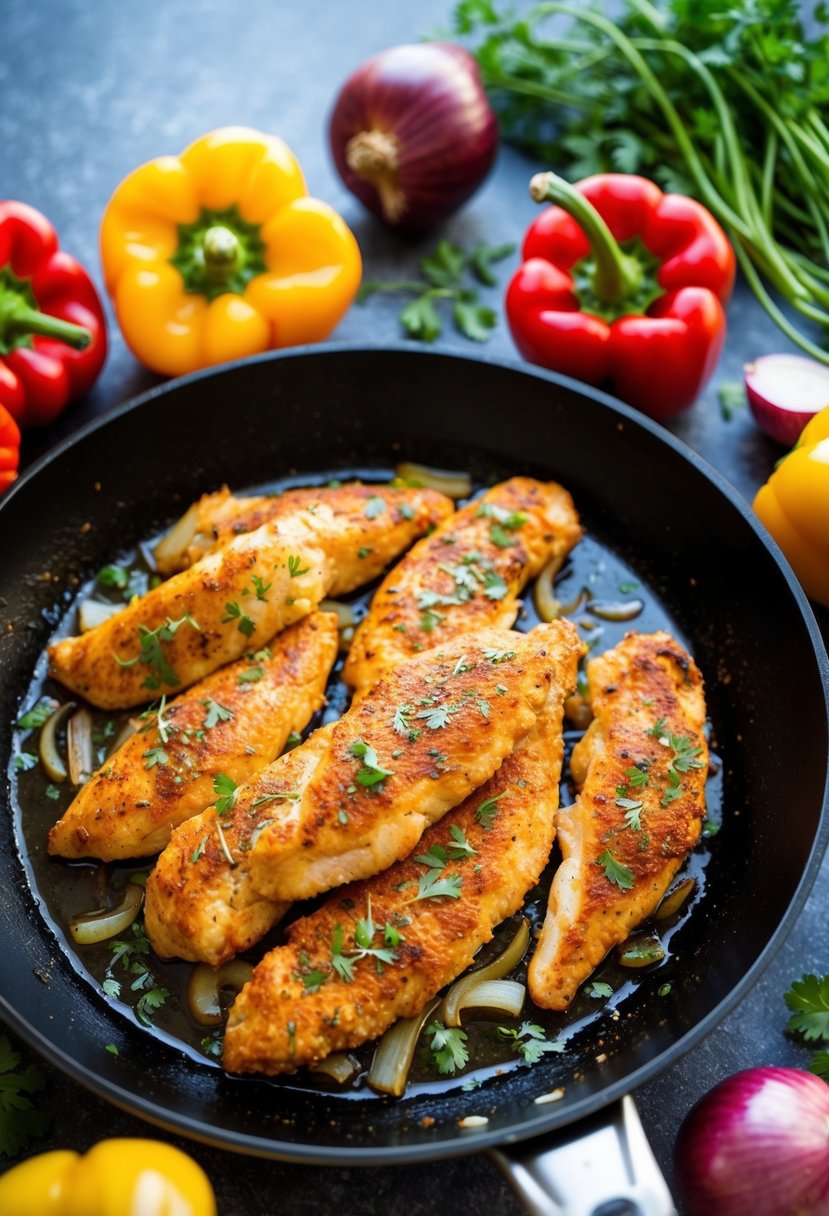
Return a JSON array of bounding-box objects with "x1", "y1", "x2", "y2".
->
[
  {"x1": 212, "y1": 772, "x2": 239, "y2": 816},
  {"x1": 392, "y1": 703, "x2": 413, "y2": 735},
  {"x1": 489, "y1": 523, "x2": 515, "y2": 548},
  {"x1": 115, "y1": 614, "x2": 200, "y2": 690},
  {"x1": 248, "y1": 574, "x2": 271, "y2": 601},
  {"x1": 142, "y1": 747, "x2": 168, "y2": 770},
  {"x1": 97, "y1": 563, "x2": 129, "y2": 590},
  {"x1": 0, "y1": 1034, "x2": 49, "y2": 1156},
  {"x1": 287, "y1": 554, "x2": 310, "y2": 578},
  {"x1": 615, "y1": 796, "x2": 644, "y2": 832},
  {"x1": 410, "y1": 868, "x2": 463, "y2": 903},
  {"x1": 364, "y1": 495, "x2": 386, "y2": 519},
  {"x1": 203, "y1": 698, "x2": 234, "y2": 729},
  {"x1": 420, "y1": 609, "x2": 444, "y2": 633},
  {"x1": 399, "y1": 503, "x2": 415, "y2": 520},
  {"x1": 648, "y1": 719, "x2": 705, "y2": 806},
  {"x1": 447, "y1": 824, "x2": 477, "y2": 859},
  {"x1": 222, "y1": 601, "x2": 256, "y2": 637},
  {"x1": 330, "y1": 897, "x2": 401, "y2": 982},
  {"x1": 497, "y1": 1022, "x2": 565, "y2": 1063},
  {"x1": 416, "y1": 702, "x2": 457, "y2": 730},
  {"x1": 358, "y1": 546, "x2": 372, "y2": 559},
  {"x1": 349, "y1": 739, "x2": 394, "y2": 788},
  {"x1": 14, "y1": 752, "x2": 38, "y2": 772},
  {"x1": 427, "y1": 1020, "x2": 470, "y2": 1074},
  {"x1": 476, "y1": 789, "x2": 507, "y2": 829},
  {"x1": 584, "y1": 981, "x2": 614, "y2": 999},
  {"x1": 238, "y1": 663, "x2": 265, "y2": 684},
  {"x1": 191, "y1": 834, "x2": 208, "y2": 863},
  {"x1": 482, "y1": 647, "x2": 515, "y2": 664},
  {"x1": 250, "y1": 790, "x2": 300, "y2": 808},
  {"x1": 596, "y1": 848, "x2": 635, "y2": 890},
  {"x1": 45, "y1": 784, "x2": 61, "y2": 801},
  {"x1": 102, "y1": 922, "x2": 169, "y2": 1028}
]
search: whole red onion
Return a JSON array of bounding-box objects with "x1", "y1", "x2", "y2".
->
[
  {"x1": 675, "y1": 1067, "x2": 829, "y2": 1215},
  {"x1": 328, "y1": 42, "x2": 498, "y2": 232}
]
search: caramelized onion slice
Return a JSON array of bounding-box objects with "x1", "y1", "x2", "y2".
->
[
  {"x1": 311, "y1": 1052, "x2": 362, "y2": 1085},
  {"x1": 153, "y1": 501, "x2": 202, "y2": 570},
  {"x1": 39, "y1": 702, "x2": 76, "y2": 783},
  {"x1": 70, "y1": 881, "x2": 144, "y2": 945},
  {"x1": 654, "y1": 876, "x2": 697, "y2": 921},
  {"x1": 67, "y1": 709, "x2": 94, "y2": 785},
  {"x1": 441, "y1": 918, "x2": 530, "y2": 1028},
  {"x1": 187, "y1": 961, "x2": 254, "y2": 1026},
  {"x1": 440, "y1": 979, "x2": 525, "y2": 1025},
  {"x1": 367, "y1": 997, "x2": 440, "y2": 1098},
  {"x1": 533, "y1": 555, "x2": 566, "y2": 623},
  {"x1": 78, "y1": 599, "x2": 121, "y2": 633},
  {"x1": 394, "y1": 462, "x2": 472, "y2": 499}
]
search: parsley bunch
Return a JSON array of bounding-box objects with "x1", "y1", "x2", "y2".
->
[
  {"x1": 453, "y1": 0, "x2": 829, "y2": 363},
  {"x1": 358, "y1": 239, "x2": 515, "y2": 343}
]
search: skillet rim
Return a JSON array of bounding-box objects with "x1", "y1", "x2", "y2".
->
[{"x1": 1, "y1": 341, "x2": 827, "y2": 1165}]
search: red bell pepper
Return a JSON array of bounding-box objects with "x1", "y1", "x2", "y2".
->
[
  {"x1": 0, "y1": 201, "x2": 107, "y2": 428},
  {"x1": 0, "y1": 403, "x2": 21, "y2": 492},
  {"x1": 505, "y1": 173, "x2": 735, "y2": 421}
]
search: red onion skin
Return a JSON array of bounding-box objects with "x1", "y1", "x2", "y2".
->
[
  {"x1": 329, "y1": 43, "x2": 498, "y2": 232},
  {"x1": 675, "y1": 1067, "x2": 829, "y2": 1216}
]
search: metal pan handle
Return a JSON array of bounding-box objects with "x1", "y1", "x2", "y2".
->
[{"x1": 490, "y1": 1095, "x2": 677, "y2": 1216}]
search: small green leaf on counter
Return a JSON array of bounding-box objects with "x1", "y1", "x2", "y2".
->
[
  {"x1": 785, "y1": 973, "x2": 829, "y2": 1042},
  {"x1": 0, "y1": 1034, "x2": 49, "y2": 1157},
  {"x1": 718, "y1": 381, "x2": 746, "y2": 422}
]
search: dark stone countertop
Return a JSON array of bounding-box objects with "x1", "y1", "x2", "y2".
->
[{"x1": 2, "y1": 1, "x2": 827, "y2": 1212}]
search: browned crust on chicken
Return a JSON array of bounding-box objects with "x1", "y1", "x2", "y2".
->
[
  {"x1": 50, "y1": 487, "x2": 452, "y2": 711},
  {"x1": 47, "y1": 613, "x2": 338, "y2": 861},
  {"x1": 144, "y1": 624, "x2": 570, "y2": 965},
  {"x1": 223, "y1": 621, "x2": 582, "y2": 1075},
  {"x1": 528, "y1": 630, "x2": 708, "y2": 1011},
  {"x1": 342, "y1": 477, "x2": 582, "y2": 696},
  {"x1": 154, "y1": 483, "x2": 454, "y2": 587},
  {"x1": 249, "y1": 624, "x2": 568, "y2": 903}
]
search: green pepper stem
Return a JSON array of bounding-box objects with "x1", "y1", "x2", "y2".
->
[
  {"x1": 3, "y1": 303, "x2": 91, "y2": 350},
  {"x1": 202, "y1": 225, "x2": 242, "y2": 285},
  {"x1": 529, "y1": 171, "x2": 641, "y2": 303}
]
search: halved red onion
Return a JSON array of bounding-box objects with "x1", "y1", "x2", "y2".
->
[
  {"x1": 745, "y1": 354, "x2": 829, "y2": 446},
  {"x1": 675, "y1": 1066, "x2": 829, "y2": 1215},
  {"x1": 329, "y1": 42, "x2": 498, "y2": 232}
]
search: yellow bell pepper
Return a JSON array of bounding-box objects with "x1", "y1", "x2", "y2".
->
[
  {"x1": 0, "y1": 1139, "x2": 216, "y2": 1216},
  {"x1": 100, "y1": 127, "x2": 362, "y2": 376},
  {"x1": 753, "y1": 405, "x2": 829, "y2": 608}
]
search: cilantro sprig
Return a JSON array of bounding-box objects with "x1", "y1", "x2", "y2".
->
[
  {"x1": 497, "y1": 1022, "x2": 565, "y2": 1064},
  {"x1": 785, "y1": 974, "x2": 829, "y2": 1081},
  {"x1": 427, "y1": 1020, "x2": 470, "y2": 1074},
  {"x1": 330, "y1": 897, "x2": 402, "y2": 983},
  {"x1": 115, "y1": 614, "x2": 201, "y2": 690},
  {"x1": 358, "y1": 239, "x2": 514, "y2": 344}
]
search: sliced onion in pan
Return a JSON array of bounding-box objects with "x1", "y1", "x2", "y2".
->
[
  {"x1": 78, "y1": 599, "x2": 121, "y2": 633},
  {"x1": 441, "y1": 979, "x2": 525, "y2": 1024},
  {"x1": 153, "y1": 501, "x2": 202, "y2": 570},
  {"x1": 654, "y1": 876, "x2": 696, "y2": 921},
  {"x1": 66, "y1": 709, "x2": 94, "y2": 785},
  {"x1": 107, "y1": 716, "x2": 140, "y2": 757},
  {"x1": 587, "y1": 598, "x2": 645, "y2": 622},
  {"x1": 617, "y1": 931, "x2": 666, "y2": 968},
  {"x1": 368, "y1": 997, "x2": 441, "y2": 1097},
  {"x1": 311, "y1": 1052, "x2": 362, "y2": 1085},
  {"x1": 441, "y1": 918, "x2": 530, "y2": 1028},
  {"x1": 39, "y1": 701, "x2": 76, "y2": 782},
  {"x1": 187, "y1": 961, "x2": 255, "y2": 1026},
  {"x1": 533, "y1": 555, "x2": 566, "y2": 622},
  {"x1": 69, "y1": 881, "x2": 144, "y2": 945},
  {"x1": 394, "y1": 462, "x2": 472, "y2": 499}
]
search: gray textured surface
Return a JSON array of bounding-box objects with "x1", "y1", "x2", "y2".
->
[{"x1": 2, "y1": 2, "x2": 828, "y2": 1212}]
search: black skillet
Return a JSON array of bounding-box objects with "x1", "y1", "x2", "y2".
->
[{"x1": 1, "y1": 345, "x2": 827, "y2": 1213}]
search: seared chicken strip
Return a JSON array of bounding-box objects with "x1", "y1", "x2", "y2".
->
[
  {"x1": 223, "y1": 621, "x2": 583, "y2": 1076},
  {"x1": 250, "y1": 624, "x2": 566, "y2": 903},
  {"x1": 343, "y1": 477, "x2": 582, "y2": 697},
  {"x1": 47, "y1": 613, "x2": 338, "y2": 861},
  {"x1": 529, "y1": 631, "x2": 708, "y2": 1011},
  {"x1": 48, "y1": 487, "x2": 450, "y2": 710},
  {"x1": 145, "y1": 623, "x2": 566, "y2": 965},
  {"x1": 154, "y1": 483, "x2": 452, "y2": 583}
]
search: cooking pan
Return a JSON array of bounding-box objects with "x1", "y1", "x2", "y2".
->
[{"x1": 1, "y1": 344, "x2": 827, "y2": 1214}]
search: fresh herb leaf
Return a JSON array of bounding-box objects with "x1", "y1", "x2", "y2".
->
[
  {"x1": 476, "y1": 789, "x2": 507, "y2": 829},
  {"x1": 364, "y1": 495, "x2": 387, "y2": 520},
  {"x1": 497, "y1": 1022, "x2": 565, "y2": 1063},
  {"x1": 447, "y1": 824, "x2": 477, "y2": 859},
  {"x1": 97, "y1": 564, "x2": 129, "y2": 590},
  {"x1": 392, "y1": 704, "x2": 413, "y2": 735},
  {"x1": 212, "y1": 772, "x2": 238, "y2": 816},
  {"x1": 238, "y1": 663, "x2": 265, "y2": 684},
  {"x1": 411, "y1": 869, "x2": 463, "y2": 902},
  {"x1": 596, "y1": 848, "x2": 635, "y2": 890},
  {"x1": 349, "y1": 739, "x2": 394, "y2": 788},
  {"x1": 45, "y1": 784, "x2": 61, "y2": 801},
  {"x1": 249, "y1": 574, "x2": 271, "y2": 601},
  {"x1": 468, "y1": 241, "x2": 516, "y2": 286},
  {"x1": 718, "y1": 381, "x2": 746, "y2": 422},
  {"x1": 16, "y1": 698, "x2": 58, "y2": 731},
  {"x1": 482, "y1": 646, "x2": 515, "y2": 663},
  {"x1": 142, "y1": 747, "x2": 168, "y2": 770},
  {"x1": 401, "y1": 294, "x2": 443, "y2": 341},
  {"x1": 785, "y1": 974, "x2": 829, "y2": 1042},
  {"x1": 203, "y1": 698, "x2": 234, "y2": 729},
  {"x1": 14, "y1": 752, "x2": 38, "y2": 772},
  {"x1": 427, "y1": 1020, "x2": 470, "y2": 1074},
  {"x1": 287, "y1": 555, "x2": 311, "y2": 578},
  {"x1": 222, "y1": 601, "x2": 256, "y2": 638},
  {"x1": 116, "y1": 615, "x2": 200, "y2": 690},
  {"x1": 453, "y1": 298, "x2": 497, "y2": 342},
  {"x1": 810, "y1": 1050, "x2": 829, "y2": 1081},
  {"x1": 584, "y1": 982, "x2": 614, "y2": 999},
  {"x1": 416, "y1": 702, "x2": 456, "y2": 730}
]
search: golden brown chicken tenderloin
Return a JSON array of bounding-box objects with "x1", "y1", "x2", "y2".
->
[
  {"x1": 145, "y1": 622, "x2": 570, "y2": 966},
  {"x1": 342, "y1": 476, "x2": 582, "y2": 697},
  {"x1": 47, "y1": 612, "x2": 338, "y2": 861},
  {"x1": 154, "y1": 482, "x2": 454, "y2": 585},
  {"x1": 528, "y1": 630, "x2": 708, "y2": 1011},
  {"x1": 223, "y1": 620, "x2": 582, "y2": 1076}
]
